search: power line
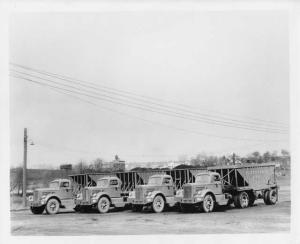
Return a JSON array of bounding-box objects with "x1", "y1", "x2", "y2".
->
[
  {"x1": 10, "y1": 73, "x2": 288, "y2": 143},
  {"x1": 10, "y1": 62, "x2": 288, "y2": 128},
  {"x1": 10, "y1": 71, "x2": 288, "y2": 134},
  {"x1": 10, "y1": 70, "x2": 288, "y2": 134},
  {"x1": 11, "y1": 67, "x2": 288, "y2": 132}
]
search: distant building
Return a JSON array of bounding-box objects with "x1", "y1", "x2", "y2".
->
[{"x1": 102, "y1": 155, "x2": 125, "y2": 172}]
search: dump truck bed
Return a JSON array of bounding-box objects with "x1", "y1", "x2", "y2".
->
[
  {"x1": 69, "y1": 163, "x2": 276, "y2": 192},
  {"x1": 69, "y1": 167, "x2": 207, "y2": 191},
  {"x1": 208, "y1": 163, "x2": 277, "y2": 191}
]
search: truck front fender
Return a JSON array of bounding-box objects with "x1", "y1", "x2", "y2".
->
[
  {"x1": 197, "y1": 189, "x2": 215, "y2": 200},
  {"x1": 43, "y1": 194, "x2": 61, "y2": 205},
  {"x1": 149, "y1": 191, "x2": 165, "y2": 201},
  {"x1": 95, "y1": 192, "x2": 111, "y2": 203}
]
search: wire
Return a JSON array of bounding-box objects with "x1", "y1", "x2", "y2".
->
[
  {"x1": 10, "y1": 70, "x2": 288, "y2": 134},
  {"x1": 10, "y1": 62, "x2": 288, "y2": 128},
  {"x1": 10, "y1": 71, "x2": 288, "y2": 134},
  {"x1": 10, "y1": 73, "x2": 288, "y2": 143}
]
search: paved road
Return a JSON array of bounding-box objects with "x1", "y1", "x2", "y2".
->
[{"x1": 11, "y1": 185, "x2": 290, "y2": 235}]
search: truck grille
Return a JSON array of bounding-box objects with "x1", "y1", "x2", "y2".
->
[
  {"x1": 33, "y1": 191, "x2": 38, "y2": 201},
  {"x1": 135, "y1": 188, "x2": 143, "y2": 200},
  {"x1": 183, "y1": 185, "x2": 192, "y2": 198},
  {"x1": 85, "y1": 189, "x2": 90, "y2": 201},
  {"x1": 82, "y1": 189, "x2": 89, "y2": 201}
]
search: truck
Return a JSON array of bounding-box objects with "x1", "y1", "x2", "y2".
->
[
  {"x1": 176, "y1": 163, "x2": 278, "y2": 213},
  {"x1": 74, "y1": 176, "x2": 130, "y2": 213},
  {"x1": 130, "y1": 174, "x2": 177, "y2": 213},
  {"x1": 28, "y1": 178, "x2": 76, "y2": 215}
]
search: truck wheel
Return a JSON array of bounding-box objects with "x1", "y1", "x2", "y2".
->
[
  {"x1": 234, "y1": 191, "x2": 249, "y2": 208},
  {"x1": 45, "y1": 198, "x2": 60, "y2": 215},
  {"x1": 97, "y1": 196, "x2": 110, "y2": 213},
  {"x1": 152, "y1": 195, "x2": 165, "y2": 213},
  {"x1": 30, "y1": 206, "x2": 45, "y2": 214},
  {"x1": 132, "y1": 205, "x2": 143, "y2": 212},
  {"x1": 200, "y1": 194, "x2": 214, "y2": 213},
  {"x1": 264, "y1": 189, "x2": 278, "y2": 205}
]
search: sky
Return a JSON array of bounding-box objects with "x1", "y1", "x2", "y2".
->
[{"x1": 9, "y1": 11, "x2": 289, "y2": 168}]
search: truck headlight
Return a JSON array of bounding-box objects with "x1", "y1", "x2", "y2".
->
[
  {"x1": 40, "y1": 194, "x2": 47, "y2": 204},
  {"x1": 146, "y1": 192, "x2": 153, "y2": 197},
  {"x1": 129, "y1": 191, "x2": 135, "y2": 198},
  {"x1": 27, "y1": 195, "x2": 33, "y2": 201},
  {"x1": 176, "y1": 189, "x2": 183, "y2": 196},
  {"x1": 77, "y1": 193, "x2": 82, "y2": 199},
  {"x1": 92, "y1": 193, "x2": 97, "y2": 198}
]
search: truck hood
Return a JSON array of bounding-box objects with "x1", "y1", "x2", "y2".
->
[
  {"x1": 34, "y1": 188, "x2": 59, "y2": 193},
  {"x1": 84, "y1": 186, "x2": 106, "y2": 190},
  {"x1": 184, "y1": 183, "x2": 207, "y2": 189},
  {"x1": 135, "y1": 185, "x2": 159, "y2": 191},
  {"x1": 35, "y1": 188, "x2": 59, "y2": 191}
]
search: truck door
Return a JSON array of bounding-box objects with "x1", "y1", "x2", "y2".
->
[
  {"x1": 109, "y1": 179, "x2": 121, "y2": 198},
  {"x1": 57, "y1": 180, "x2": 75, "y2": 207},
  {"x1": 208, "y1": 175, "x2": 223, "y2": 195},
  {"x1": 162, "y1": 177, "x2": 174, "y2": 197}
]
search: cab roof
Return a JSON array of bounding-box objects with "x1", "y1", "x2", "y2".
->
[
  {"x1": 51, "y1": 178, "x2": 70, "y2": 182},
  {"x1": 97, "y1": 176, "x2": 121, "y2": 181},
  {"x1": 150, "y1": 174, "x2": 170, "y2": 178}
]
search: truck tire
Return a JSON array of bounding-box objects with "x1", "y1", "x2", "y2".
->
[
  {"x1": 264, "y1": 189, "x2": 278, "y2": 205},
  {"x1": 200, "y1": 194, "x2": 214, "y2": 213},
  {"x1": 132, "y1": 205, "x2": 143, "y2": 212},
  {"x1": 234, "y1": 191, "x2": 249, "y2": 208},
  {"x1": 45, "y1": 198, "x2": 60, "y2": 215},
  {"x1": 30, "y1": 206, "x2": 45, "y2": 214},
  {"x1": 152, "y1": 195, "x2": 165, "y2": 213},
  {"x1": 97, "y1": 196, "x2": 110, "y2": 213}
]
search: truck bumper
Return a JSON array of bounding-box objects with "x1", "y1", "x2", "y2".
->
[
  {"x1": 74, "y1": 200, "x2": 93, "y2": 206},
  {"x1": 132, "y1": 199, "x2": 152, "y2": 206},
  {"x1": 30, "y1": 201, "x2": 45, "y2": 207},
  {"x1": 180, "y1": 197, "x2": 203, "y2": 204}
]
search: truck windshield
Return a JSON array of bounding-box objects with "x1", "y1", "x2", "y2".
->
[
  {"x1": 195, "y1": 175, "x2": 211, "y2": 184},
  {"x1": 148, "y1": 177, "x2": 162, "y2": 185},
  {"x1": 97, "y1": 179, "x2": 109, "y2": 187},
  {"x1": 49, "y1": 181, "x2": 60, "y2": 188}
]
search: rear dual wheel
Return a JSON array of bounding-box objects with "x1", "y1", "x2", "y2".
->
[
  {"x1": 234, "y1": 191, "x2": 249, "y2": 209},
  {"x1": 264, "y1": 189, "x2": 278, "y2": 205}
]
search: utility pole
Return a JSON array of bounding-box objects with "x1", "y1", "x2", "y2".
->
[
  {"x1": 22, "y1": 128, "x2": 27, "y2": 207},
  {"x1": 233, "y1": 153, "x2": 236, "y2": 165}
]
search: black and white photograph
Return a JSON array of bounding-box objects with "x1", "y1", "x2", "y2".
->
[{"x1": 1, "y1": 0, "x2": 300, "y2": 243}]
